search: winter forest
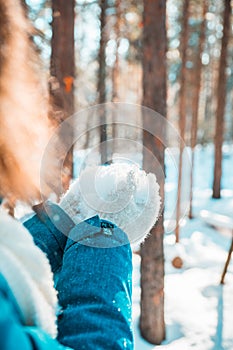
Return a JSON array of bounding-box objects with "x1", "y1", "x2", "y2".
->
[{"x1": 0, "y1": 0, "x2": 233, "y2": 349}]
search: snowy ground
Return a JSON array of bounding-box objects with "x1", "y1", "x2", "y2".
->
[{"x1": 133, "y1": 144, "x2": 233, "y2": 350}]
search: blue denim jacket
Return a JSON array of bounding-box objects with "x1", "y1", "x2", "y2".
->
[{"x1": 0, "y1": 202, "x2": 133, "y2": 349}]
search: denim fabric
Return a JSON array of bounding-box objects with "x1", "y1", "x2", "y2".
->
[
  {"x1": 67, "y1": 215, "x2": 129, "y2": 248},
  {"x1": 24, "y1": 207, "x2": 134, "y2": 350},
  {"x1": 57, "y1": 216, "x2": 134, "y2": 350},
  {"x1": 24, "y1": 201, "x2": 74, "y2": 273}
]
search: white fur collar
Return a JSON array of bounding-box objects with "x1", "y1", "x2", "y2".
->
[{"x1": 0, "y1": 211, "x2": 58, "y2": 338}]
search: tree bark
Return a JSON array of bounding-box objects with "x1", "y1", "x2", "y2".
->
[
  {"x1": 112, "y1": 0, "x2": 120, "y2": 102},
  {"x1": 189, "y1": 0, "x2": 207, "y2": 219},
  {"x1": 213, "y1": 0, "x2": 231, "y2": 199},
  {"x1": 140, "y1": 0, "x2": 167, "y2": 345},
  {"x1": 50, "y1": 0, "x2": 75, "y2": 190},
  {"x1": 220, "y1": 232, "x2": 233, "y2": 284},
  {"x1": 98, "y1": 0, "x2": 108, "y2": 164},
  {"x1": 112, "y1": 0, "x2": 121, "y2": 156},
  {"x1": 175, "y1": 0, "x2": 190, "y2": 242}
]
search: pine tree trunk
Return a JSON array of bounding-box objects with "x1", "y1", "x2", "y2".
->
[
  {"x1": 112, "y1": 0, "x2": 120, "y2": 102},
  {"x1": 189, "y1": 0, "x2": 207, "y2": 219},
  {"x1": 175, "y1": 0, "x2": 190, "y2": 242},
  {"x1": 50, "y1": 0, "x2": 75, "y2": 190},
  {"x1": 213, "y1": 0, "x2": 231, "y2": 199},
  {"x1": 98, "y1": 0, "x2": 108, "y2": 164},
  {"x1": 140, "y1": 0, "x2": 167, "y2": 344},
  {"x1": 112, "y1": 0, "x2": 121, "y2": 155}
]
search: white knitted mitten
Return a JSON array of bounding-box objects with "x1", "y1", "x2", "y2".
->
[{"x1": 60, "y1": 163, "x2": 161, "y2": 246}]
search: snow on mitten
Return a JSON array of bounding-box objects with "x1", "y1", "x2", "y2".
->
[{"x1": 59, "y1": 163, "x2": 161, "y2": 246}]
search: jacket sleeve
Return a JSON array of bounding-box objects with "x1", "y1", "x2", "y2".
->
[
  {"x1": 24, "y1": 201, "x2": 74, "y2": 274},
  {"x1": 56, "y1": 217, "x2": 134, "y2": 350}
]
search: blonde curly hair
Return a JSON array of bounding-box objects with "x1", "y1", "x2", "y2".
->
[{"x1": 0, "y1": 0, "x2": 52, "y2": 203}]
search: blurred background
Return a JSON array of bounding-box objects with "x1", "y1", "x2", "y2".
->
[{"x1": 25, "y1": 0, "x2": 233, "y2": 141}]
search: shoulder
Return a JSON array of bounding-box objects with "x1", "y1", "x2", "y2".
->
[
  {"x1": 0, "y1": 273, "x2": 71, "y2": 350},
  {"x1": 0, "y1": 272, "x2": 23, "y2": 323}
]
